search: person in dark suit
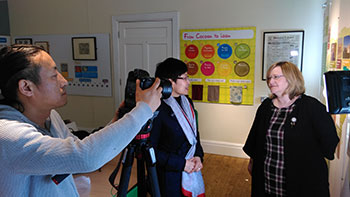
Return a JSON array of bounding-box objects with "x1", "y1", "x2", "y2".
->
[
  {"x1": 243, "y1": 61, "x2": 339, "y2": 197},
  {"x1": 150, "y1": 57, "x2": 205, "y2": 197}
]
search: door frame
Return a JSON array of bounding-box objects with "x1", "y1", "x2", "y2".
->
[{"x1": 112, "y1": 11, "x2": 180, "y2": 107}]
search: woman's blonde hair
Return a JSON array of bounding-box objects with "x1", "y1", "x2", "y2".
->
[{"x1": 266, "y1": 61, "x2": 305, "y2": 99}]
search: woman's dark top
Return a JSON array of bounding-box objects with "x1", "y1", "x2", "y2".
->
[
  {"x1": 150, "y1": 96, "x2": 204, "y2": 197},
  {"x1": 243, "y1": 94, "x2": 339, "y2": 197}
]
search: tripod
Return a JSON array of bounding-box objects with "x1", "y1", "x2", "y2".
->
[{"x1": 109, "y1": 118, "x2": 161, "y2": 197}]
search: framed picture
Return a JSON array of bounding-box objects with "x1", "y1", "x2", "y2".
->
[
  {"x1": 15, "y1": 38, "x2": 33, "y2": 45},
  {"x1": 262, "y1": 30, "x2": 304, "y2": 80},
  {"x1": 34, "y1": 41, "x2": 50, "y2": 53},
  {"x1": 72, "y1": 37, "x2": 97, "y2": 60}
]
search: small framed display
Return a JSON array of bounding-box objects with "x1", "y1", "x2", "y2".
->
[
  {"x1": 72, "y1": 37, "x2": 97, "y2": 60},
  {"x1": 34, "y1": 41, "x2": 50, "y2": 53},
  {"x1": 15, "y1": 38, "x2": 33, "y2": 45},
  {"x1": 262, "y1": 30, "x2": 304, "y2": 80}
]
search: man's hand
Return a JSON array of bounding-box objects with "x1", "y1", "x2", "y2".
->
[{"x1": 135, "y1": 78, "x2": 162, "y2": 112}]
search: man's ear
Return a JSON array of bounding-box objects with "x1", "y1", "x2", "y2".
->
[{"x1": 18, "y1": 79, "x2": 34, "y2": 97}]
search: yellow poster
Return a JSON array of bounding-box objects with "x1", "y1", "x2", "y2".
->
[{"x1": 180, "y1": 27, "x2": 256, "y2": 105}]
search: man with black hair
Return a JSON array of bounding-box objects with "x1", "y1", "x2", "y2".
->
[{"x1": 0, "y1": 44, "x2": 162, "y2": 196}]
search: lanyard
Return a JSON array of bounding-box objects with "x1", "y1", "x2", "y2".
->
[{"x1": 178, "y1": 102, "x2": 196, "y2": 135}]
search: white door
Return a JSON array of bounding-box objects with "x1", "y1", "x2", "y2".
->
[
  {"x1": 112, "y1": 12, "x2": 179, "y2": 106},
  {"x1": 119, "y1": 20, "x2": 172, "y2": 82}
]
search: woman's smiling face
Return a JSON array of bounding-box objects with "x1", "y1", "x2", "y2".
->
[
  {"x1": 267, "y1": 66, "x2": 289, "y2": 98},
  {"x1": 171, "y1": 72, "x2": 190, "y2": 97}
]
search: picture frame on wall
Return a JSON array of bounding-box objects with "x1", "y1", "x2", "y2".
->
[
  {"x1": 262, "y1": 30, "x2": 304, "y2": 80},
  {"x1": 15, "y1": 38, "x2": 33, "y2": 45},
  {"x1": 72, "y1": 37, "x2": 97, "y2": 60},
  {"x1": 34, "y1": 41, "x2": 50, "y2": 54}
]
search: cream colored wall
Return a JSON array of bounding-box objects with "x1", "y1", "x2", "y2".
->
[
  {"x1": 8, "y1": 0, "x2": 324, "y2": 152},
  {"x1": 325, "y1": 0, "x2": 350, "y2": 196}
]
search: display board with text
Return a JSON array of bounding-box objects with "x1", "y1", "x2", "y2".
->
[{"x1": 180, "y1": 27, "x2": 256, "y2": 105}]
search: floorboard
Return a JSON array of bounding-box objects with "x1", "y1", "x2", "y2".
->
[{"x1": 75, "y1": 153, "x2": 251, "y2": 197}]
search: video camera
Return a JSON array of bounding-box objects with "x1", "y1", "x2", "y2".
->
[
  {"x1": 118, "y1": 69, "x2": 172, "y2": 119},
  {"x1": 109, "y1": 69, "x2": 169, "y2": 197}
]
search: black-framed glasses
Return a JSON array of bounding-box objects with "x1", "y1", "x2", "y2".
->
[
  {"x1": 177, "y1": 76, "x2": 189, "y2": 81},
  {"x1": 267, "y1": 75, "x2": 284, "y2": 80}
]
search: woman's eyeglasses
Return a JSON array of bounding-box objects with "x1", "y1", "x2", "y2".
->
[{"x1": 267, "y1": 75, "x2": 284, "y2": 80}]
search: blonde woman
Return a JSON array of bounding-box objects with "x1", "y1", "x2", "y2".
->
[{"x1": 243, "y1": 61, "x2": 339, "y2": 197}]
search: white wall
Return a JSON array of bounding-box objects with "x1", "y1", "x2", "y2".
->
[
  {"x1": 7, "y1": 0, "x2": 325, "y2": 157},
  {"x1": 325, "y1": 0, "x2": 350, "y2": 196}
]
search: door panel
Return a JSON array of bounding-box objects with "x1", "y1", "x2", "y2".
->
[
  {"x1": 124, "y1": 44, "x2": 143, "y2": 72},
  {"x1": 118, "y1": 20, "x2": 172, "y2": 101},
  {"x1": 148, "y1": 43, "x2": 168, "y2": 76}
]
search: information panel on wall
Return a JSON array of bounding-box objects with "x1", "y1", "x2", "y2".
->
[
  {"x1": 180, "y1": 27, "x2": 256, "y2": 105},
  {"x1": 12, "y1": 34, "x2": 112, "y2": 97},
  {"x1": 0, "y1": 35, "x2": 11, "y2": 49}
]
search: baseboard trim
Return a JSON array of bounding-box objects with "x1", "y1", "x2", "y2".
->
[
  {"x1": 71, "y1": 127, "x2": 249, "y2": 159},
  {"x1": 201, "y1": 140, "x2": 249, "y2": 158}
]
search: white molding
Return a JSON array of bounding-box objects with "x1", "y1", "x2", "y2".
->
[
  {"x1": 201, "y1": 140, "x2": 249, "y2": 158},
  {"x1": 111, "y1": 11, "x2": 180, "y2": 108},
  {"x1": 69, "y1": 126, "x2": 249, "y2": 159}
]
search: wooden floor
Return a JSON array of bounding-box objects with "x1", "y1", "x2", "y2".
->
[{"x1": 75, "y1": 153, "x2": 251, "y2": 197}]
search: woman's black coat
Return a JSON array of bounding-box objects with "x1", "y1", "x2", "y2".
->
[
  {"x1": 150, "y1": 97, "x2": 204, "y2": 197},
  {"x1": 243, "y1": 94, "x2": 339, "y2": 197}
]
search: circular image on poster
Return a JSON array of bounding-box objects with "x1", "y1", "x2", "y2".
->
[
  {"x1": 234, "y1": 61, "x2": 250, "y2": 77},
  {"x1": 201, "y1": 44, "x2": 215, "y2": 59},
  {"x1": 187, "y1": 61, "x2": 199, "y2": 75},
  {"x1": 218, "y1": 61, "x2": 232, "y2": 76},
  {"x1": 217, "y1": 44, "x2": 232, "y2": 59},
  {"x1": 185, "y1": 44, "x2": 199, "y2": 59},
  {"x1": 235, "y1": 43, "x2": 250, "y2": 59},
  {"x1": 201, "y1": 61, "x2": 215, "y2": 76}
]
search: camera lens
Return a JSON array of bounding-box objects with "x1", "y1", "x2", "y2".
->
[
  {"x1": 140, "y1": 77, "x2": 155, "y2": 90},
  {"x1": 140, "y1": 77, "x2": 172, "y2": 99},
  {"x1": 159, "y1": 79, "x2": 172, "y2": 99}
]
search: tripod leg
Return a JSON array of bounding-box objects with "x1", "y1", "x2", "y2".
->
[
  {"x1": 145, "y1": 146, "x2": 161, "y2": 197},
  {"x1": 136, "y1": 154, "x2": 147, "y2": 197},
  {"x1": 118, "y1": 145, "x2": 135, "y2": 197}
]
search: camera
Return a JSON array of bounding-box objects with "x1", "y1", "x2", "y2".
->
[
  {"x1": 118, "y1": 69, "x2": 172, "y2": 119},
  {"x1": 110, "y1": 69, "x2": 167, "y2": 197}
]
